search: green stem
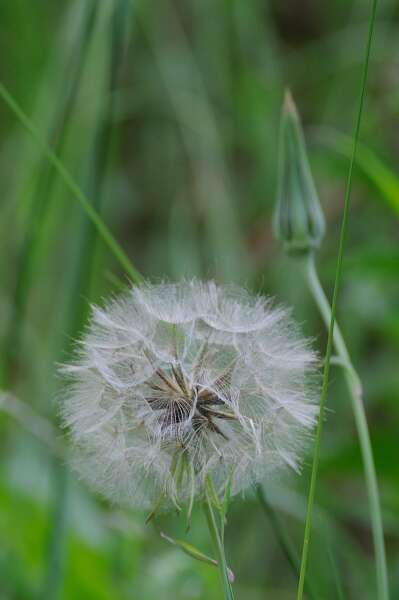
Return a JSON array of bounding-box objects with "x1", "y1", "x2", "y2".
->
[
  {"x1": 296, "y1": 1, "x2": 384, "y2": 598},
  {"x1": 304, "y1": 253, "x2": 388, "y2": 599},
  {"x1": 203, "y1": 485, "x2": 234, "y2": 600},
  {"x1": 43, "y1": 3, "x2": 134, "y2": 599}
]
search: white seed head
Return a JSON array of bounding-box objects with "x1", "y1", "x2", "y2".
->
[{"x1": 60, "y1": 280, "x2": 319, "y2": 511}]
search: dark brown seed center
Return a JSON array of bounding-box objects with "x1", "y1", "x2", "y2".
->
[{"x1": 145, "y1": 363, "x2": 235, "y2": 440}]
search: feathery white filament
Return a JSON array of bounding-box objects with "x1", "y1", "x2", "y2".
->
[{"x1": 60, "y1": 280, "x2": 318, "y2": 510}]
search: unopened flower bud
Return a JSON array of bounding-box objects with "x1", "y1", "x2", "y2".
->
[{"x1": 273, "y1": 90, "x2": 325, "y2": 254}]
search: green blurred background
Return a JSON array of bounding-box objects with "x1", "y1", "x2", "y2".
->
[{"x1": 1, "y1": 1, "x2": 398, "y2": 598}]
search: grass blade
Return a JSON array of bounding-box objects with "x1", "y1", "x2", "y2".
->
[
  {"x1": 0, "y1": 0, "x2": 98, "y2": 387},
  {"x1": 203, "y1": 488, "x2": 235, "y2": 600},
  {"x1": 42, "y1": 3, "x2": 136, "y2": 598},
  {"x1": 296, "y1": 2, "x2": 388, "y2": 599},
  {"x1": 303, "y1": 254, "x2": 389, "y2": 600},
  {"x1": 316, "y1": 128, "x2": 399, "y2": 218},
  {"x1": 0, "y1": 83, "x2": 143, "y2": 286}
]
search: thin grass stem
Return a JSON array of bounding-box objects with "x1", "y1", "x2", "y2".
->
[
  {"x1": 327, "y1": 541, "x2": 346, "y2": 600},
  {"x1": 204, "y1": 480, "x2": 234, "y2": 600},
  {"x1": 303, "y1": 253, "x2": 388, "y2": 600},
  {"x1": 296, "y1": 1, "x2": 383, "y2": 598},
  {"x1": 0, "y1": 83, "x2": 143, "y2": 286},
  {"x1": 81, "y1": 0, "x2": 131, "y2": 300},
  {"x1": 43, "y1": 3, "x2": 135, "y2": 598}
]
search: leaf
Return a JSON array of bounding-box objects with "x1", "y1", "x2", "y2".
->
[
  {"x1": 159, "y1": 531, "x2": 234, "y2": 583},
  {"x1": 145, "y1": 493, "x2": 165, "y2": 524},
  {"x1": 205, "y1": 474, "x2": 222, "y2": 512},
  {"x1": 316, "y1": 128, "x2": 399, "y2": 217}
]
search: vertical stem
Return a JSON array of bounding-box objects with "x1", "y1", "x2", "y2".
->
[
  {"x1": 304, "y1": 254, "x2": 389, "y2": 600},
  {"x1": 296, "y1": 1, "x2": 381, "y2": 597},
  {"x1": 203, "y1": 486, "x2": 234, "y2": 600},
  {"x1": 79, "y1": 0, "x2": 131, "y2": 300},
  {"x1": 43, "y1": 2, "x2": 135, "y2": 598}
]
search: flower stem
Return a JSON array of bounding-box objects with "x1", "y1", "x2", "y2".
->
[
  {"x1": 203, "y1": 485, "x2": 234, "y2": 600},
  {"x1": 296, "y1": 1, "x2": 384, "y2": 597},
  {"x1": 303, "y1": 253, "x2": 388, "y2": 599}
]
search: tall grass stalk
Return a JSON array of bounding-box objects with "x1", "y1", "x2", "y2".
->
[
  {"x1": 42, "y1": 2, "x2": 133, "y2": 598},
  {"x1": 80, "y1": 0, "x2": 131, "y2": 300},
  {"x1": 296, "y1": 1, "x2": 388, "y2": 599},
  {"x1": 303, "y1": 253, "x2": 388, "y2": 599},
  {"x1": 0, "y1": 83, "x2": 142, "y2": 285},
  {"x1": 0, "y1": 0, "x2": 98, "y2": 388},
  {"x1": 203, "y1": 485, "x2": 234, "y2": 600},
  {"x1": 2, "y1": 7, "x2": 99, "y2": 593}
]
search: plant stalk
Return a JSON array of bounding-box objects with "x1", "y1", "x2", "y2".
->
[
  {"x1": 203, "y1": 487, "x2": 234, "y2": 600},
  {"x1": 43, "y1": 3, "x2": 134, "y2": 598},
  {"x1": 304, "y1": 253, "x2": 388, "y2": 599},
  {"x1": 296, "y1": 0, "x2": 382, "y2": 597}
]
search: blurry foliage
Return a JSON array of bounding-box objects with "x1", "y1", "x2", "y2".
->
[{"x1": 0, "y1": 0, "x2": 399, "y2": 598}]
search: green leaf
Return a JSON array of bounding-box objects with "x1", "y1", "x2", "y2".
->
[
  {"x1": 318, "y1": 129, "x2": 399, "y2": 217},
  {"x1": 205, "y1": 475, "x2": 223, "y2": 512},
  {"x1": 159, "y1": 531, "x2": 234, "y2": 583}
]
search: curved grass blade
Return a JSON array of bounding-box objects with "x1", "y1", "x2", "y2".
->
[
  {"x1": 0, "y1": 83, "x2": 143, "y2": 286},
  {"x1": 316, "y1": 128, "x2": 399, "y2": 217}
]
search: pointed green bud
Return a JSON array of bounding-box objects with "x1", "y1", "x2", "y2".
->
[{"x1": 273, "y1": 90, "x2": 325, "y2": 254}]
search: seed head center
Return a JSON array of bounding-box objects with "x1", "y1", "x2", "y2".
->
[{"x1": 145, "y1": 363, "x2": 234, "y2": 440}]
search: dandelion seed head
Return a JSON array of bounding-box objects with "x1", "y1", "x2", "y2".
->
[{"x1": 60, "y1": 280, "x2": 319, "y2": 510}]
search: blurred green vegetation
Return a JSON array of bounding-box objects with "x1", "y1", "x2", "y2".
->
[{"x1": 1, "y1": 1, "x2": 399, "y2": 598}]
